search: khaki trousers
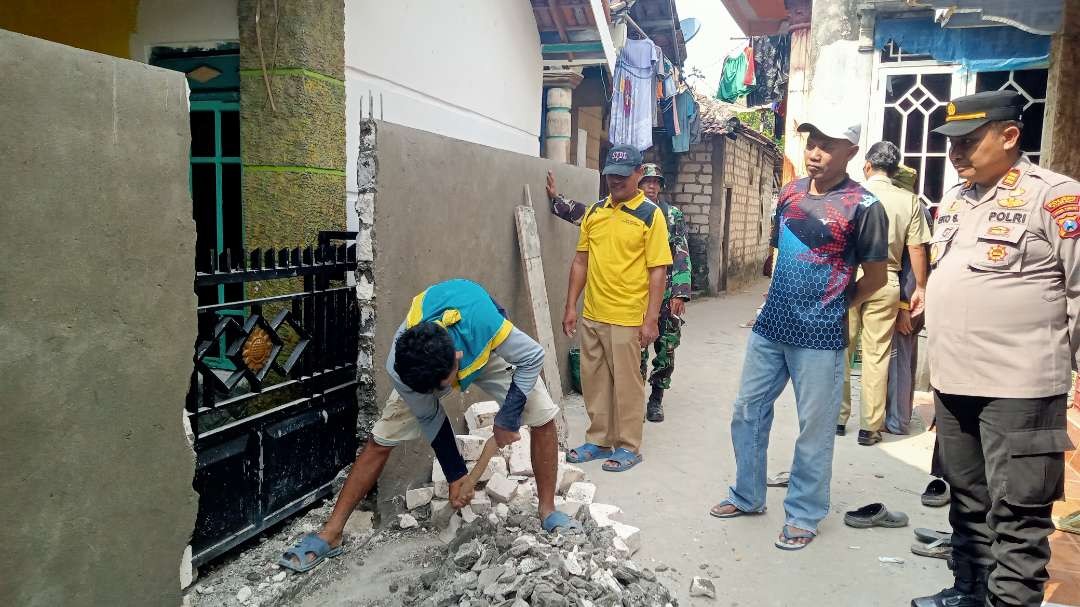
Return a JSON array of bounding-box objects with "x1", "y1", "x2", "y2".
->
[
  {"x1": 580, "y1": 317, "x2": 646, "y2": 452},
  {"x1": 840, "y1": 278, "x2": 900, "y2": 432}
]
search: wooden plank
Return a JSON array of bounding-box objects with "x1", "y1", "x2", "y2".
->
[{"x1": 515, "y1": 186, "x2": 564, "y2": 406}]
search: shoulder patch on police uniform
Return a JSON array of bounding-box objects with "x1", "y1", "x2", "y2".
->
[
  {"x1": 1044, "y1": 195, "x2": 1080, "y2": 238},
  {"x1": 1001, "y1": 167, "x2": 1022, "y2": 189}
]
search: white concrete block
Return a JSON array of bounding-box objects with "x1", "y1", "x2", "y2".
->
[
  {"x1": 485, "y1": 473, "x2": 518, "y2": 504},
  {"x1": 566, "y1": 482, "x2": 597, "y2": 505},
  {"x1": 438, "y1": 513, "x2": 463, "y2": 544},
  {"x1": 406, "y1": 487, "x2": 434, "y2": 510},
  {"x1": 588, "y1": 503, "x2": 623, "y2": 527},
  {"x1": 430, "y1": 499, "x2": 453, "y2": 528},
  {"x1": 460, "y1": 505, "x2": 479, "y2": 523},
  {"x1": 510, "y1": 481, "x2": 537, "y2": 510},
  {"x1": 612, "y1": 522, "x2": 641, "y2": 554},
  {"x1": 432, "y1": 460, "x2": 449, "y2": 498},
  {"x1": 466, "y1": 456, "x2": 507, "y2": 483},
  {"x1": 465, "y1": 401, "x2": 500, "y2": 434},
  {"x1": 398, "y1": 513, "x2": 419, "y2": 529},
  {"x1": 473, "y1": 425, "x2": 494, "y2": 441},
  {"x1": 506, "y1": 428, "x2": 533, "y2": 476},
  {"x1": 470, "y1": 491, "x2": 492, "y2": 515},
  {"x1": 556, "y1": 500, "x2": 585, "y2": 517},
  {"x1": 456, "y1": 435, "x2": 488, "y2": 462},
  {"x1": 557, "y1": 463, "x2": 585, "y2": 495},
  {"x1": 495, "y1": 503, "x2": 510, "y2": 519}
]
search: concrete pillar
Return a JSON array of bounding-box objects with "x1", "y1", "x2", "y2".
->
[
  {"x1": 238, "y1": 0, "x2": 346, "y2": 249},
  {"x1": 543, "y1": 71, "x2": 584, "y2": 164},
  {"x1": 1042, "y1": 0, "x2": 1080, "y2": 178}
]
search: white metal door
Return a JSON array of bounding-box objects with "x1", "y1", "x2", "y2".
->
[{"x1": 868, "y1": 64, "x2": 965, "y2": 209}]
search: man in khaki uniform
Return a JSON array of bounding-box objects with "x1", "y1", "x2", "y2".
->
[
  {"x1": 914, "y1": 90, "x2": 1078, "y2": 607},
  {"x1": 838, "y1": 141, "x2": 930, "y2": 445}
]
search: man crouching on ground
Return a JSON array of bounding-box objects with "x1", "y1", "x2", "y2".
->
[{"x1": 279, "y1": 278, "x2": 576, "y2": 572}]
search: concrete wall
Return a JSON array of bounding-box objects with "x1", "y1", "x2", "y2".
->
[
  {"x1": 343, "y1": 0, "x2": 544, "y2": 231},
  {"x1": 366, "y1": 122, "x2": 597, "y2": 518},
  {"x1": 673, "y1": 136, "x2": 776, "y2": 294},
  {"x1": 806, "y1": 0, "x2": 875, "y2": 177},
  {"x1": 130, "y1": 0, "x2": 239, "y2": 60},
  {"x1": 0, "y1": 30, "x2": 197, "y2": 606}
]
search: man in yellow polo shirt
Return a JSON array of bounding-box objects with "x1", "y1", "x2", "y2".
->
[{"x1": 562, "y1": 145, "x2": 672, "y2": 472}]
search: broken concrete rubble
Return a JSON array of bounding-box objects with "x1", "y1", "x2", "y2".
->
[
  {"x1": 384, "y1": 499, "x2": 673, "y2": 607},
  {"x1": 566, "y1": 482, "x2": 597, "y2": 505},
  {"x1": 690, "y1": 576, "x2": 717, "y2": 599},
  {"x1": 456, "y1": 435, "x2": 488, "y2": 461},
  {"x1": 464, "y1": 401, "x2": 500, "y2": 434},
  {"x1": 485, "y1": 473, "x2": 518, "y2": 504},
  {"x1": 406, "y1": 487, "x2": 434, "y2": 510}
]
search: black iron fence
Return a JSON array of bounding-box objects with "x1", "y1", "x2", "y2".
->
[{"x1": 187, "y1": 231, "x2": 359, "y2": 566}]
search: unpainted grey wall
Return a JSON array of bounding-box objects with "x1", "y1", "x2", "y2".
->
[
  {"x1": 369, "y1": 122, "x2": 598, "y2": 517},
  {"x1": 0, "y1": 30, "x2": 197, "y2": 606}
]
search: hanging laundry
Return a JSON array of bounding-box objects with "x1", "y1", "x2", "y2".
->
[
  {"x1": 609, "y1": 38, "x2": 661, "y2": 151},
  {"x1": 743, "y1": 46, "x2": 756, "y2": 86},
  {"x1": 716, "y1": 49, "x2": 752, "y2": 102},
  {"x1": 671, "y1": 90, "x2": 697, "y2": 153},
  {"x1": 747, "y1": 35, "x2": 789, "y2": 107}
]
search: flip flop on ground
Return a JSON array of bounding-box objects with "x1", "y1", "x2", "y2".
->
[
  {"x1": 601, "y1": 448, "x2": 643, "y2": 472},
  {"x1": 278, "y1": 533, "x2": 343, "y2": 573},
  {"x1": 566, "y1": 443, "x2": 614, "y2": 464},
  {"x1": 709, "y1": 501, "x2": 765, "y2": 519},
  {"x1": 774, "y1": 525, "x2": 815, "y2": 550},
  {"x1": 767, "y1": 471, "x2": 790, "y2": 487}
]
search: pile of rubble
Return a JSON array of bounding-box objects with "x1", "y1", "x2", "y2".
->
[
  {"x1": 397, "y1": 402, "x2": 639, "y2": 555},
  {"x1": 383, "y1": 402, "x2": 673, "y2": 606},
  {"x1": 390, "y1": 504, "x2": 676, "y2": 606}
]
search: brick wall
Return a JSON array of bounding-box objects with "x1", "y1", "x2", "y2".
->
[{"x1": 668, "y1": 134, "x2": 777, "y2": 293}]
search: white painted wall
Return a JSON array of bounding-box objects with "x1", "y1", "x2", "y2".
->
[
  {"x1": 806, "y1": 39, "x2": 875, "y2": 178},
  {"x1": 129, "y1": 0, "x2": 239, "y2": 61},
  {"x1": 343, "y1": 0, "x2": 544, "y2": 225}
]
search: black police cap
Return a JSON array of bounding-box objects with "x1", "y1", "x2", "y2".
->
[{"x1": 931, "y1": 90, "x2": 1025, "y2": 137}]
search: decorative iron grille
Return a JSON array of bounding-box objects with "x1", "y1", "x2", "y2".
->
[{"x1": 187, "y1": 231, "x2": 359, "y2": 566}]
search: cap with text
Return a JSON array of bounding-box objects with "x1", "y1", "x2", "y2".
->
[{"x1": 602, "y1": 145, "x2": 644, "y2": 177}]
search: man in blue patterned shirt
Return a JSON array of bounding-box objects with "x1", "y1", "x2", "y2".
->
[{"x1": 710, "y1": 115, "x2": 889, "y2": 550}]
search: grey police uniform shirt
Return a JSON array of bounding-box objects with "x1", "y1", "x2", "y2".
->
[{"x1": 925, "y1": 158, "x2": 1080, "y2": 398}]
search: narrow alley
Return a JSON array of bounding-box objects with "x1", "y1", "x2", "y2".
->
[{"x1": 288, "y1": 284, "x2": 957, "y2": 606}]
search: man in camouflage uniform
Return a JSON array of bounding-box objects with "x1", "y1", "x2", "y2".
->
[{"x1": 546, "y1": 163, "x2": 691, "y2": 422}]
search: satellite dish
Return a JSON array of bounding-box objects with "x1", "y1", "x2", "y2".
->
[{"x1": 680, "y1": 18, "x2": 702, "y2": 43}]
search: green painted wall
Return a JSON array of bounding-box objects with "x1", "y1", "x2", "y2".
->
[{"x1": 238, "y1": 0, "x2": 346, "y2": 250}]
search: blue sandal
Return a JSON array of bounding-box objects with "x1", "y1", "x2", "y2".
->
[
  {"x1": 601, "y1": 448, "x2": 643, "y2": 472},
  {"x1": 542, "y1": 511, "x2": 583, "y2": 533},
  {"x1": 278, "y1": 533, "x2": 344, "y2": 573},
  {"x1": 566, "y1": 443, "x2": 614, "y2": 464}
]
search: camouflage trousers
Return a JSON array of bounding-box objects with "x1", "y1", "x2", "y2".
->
[{"x1": 640, "y1": 299, "x2": 683, "y2": 390}]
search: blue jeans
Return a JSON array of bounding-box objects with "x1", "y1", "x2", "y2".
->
[{"x1": 726, "y1": 331, "x2": 845, "y2": 533}]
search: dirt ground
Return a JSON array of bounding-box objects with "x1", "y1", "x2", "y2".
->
[{"x1": 561, "y1": 281, "x2": 954, "y2": 606}]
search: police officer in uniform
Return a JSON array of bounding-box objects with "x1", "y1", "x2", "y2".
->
[{"x1": 914, "y1": 90, "x2": 1077, "y2": 606}]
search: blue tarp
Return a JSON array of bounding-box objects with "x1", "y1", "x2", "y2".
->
[{"x1": 874, "y1": 17, "x2": 1050, "y2": 72}]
